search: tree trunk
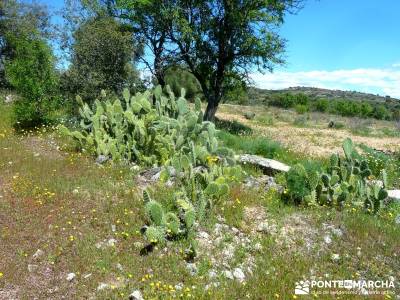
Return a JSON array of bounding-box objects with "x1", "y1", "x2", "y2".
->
[{"x1": 204, "y1": 97, "x2": 219, "y2": 121}]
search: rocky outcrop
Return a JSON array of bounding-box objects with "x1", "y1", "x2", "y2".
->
[
  {"x1": 387, "y1": 190, "x2": 400, "y2": 201},
  {"x1": 236, "y1": 154, "x2": 290, "y2": 174}
]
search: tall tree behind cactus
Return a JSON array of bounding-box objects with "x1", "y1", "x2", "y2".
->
[{"x1": 62, "y1": 16, "x2": 141, "y2": 103}]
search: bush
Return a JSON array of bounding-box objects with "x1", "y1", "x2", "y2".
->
[
  {"x1": 267, "y1": 92, "x2": 396, "y2": 121},
  {"x1": 215, "y1": 118, "x2": 253, "y2": 135},
  {"x1": 65, "y1": 17, "x2": 141, "y2": 103},
  {"x1": 164, "y1": 66, "x2": 202, "y2": 101},
  {"x1": 294, "y1": 104, "x2": 308, "y2": 114},
  {"x1": 293, "y1": 115, "x2": 309, "y2": 127},
  {"x1": 243, "y1": 111, "x2": 256, "y2": 119},
  {"x1": 217, "y1": 130, "x2": 282, "y2": 159},
  {"x1": 314, "y1": 99, "x2": 329, "y2": 112},
  {"x1": 328, "y1": 120, "x2": 345, "y2": 129},
  {"x1": 373, "y1": 105, "x2": 391, "y2": 120},
  {"x1": 5, "y1": 35, "x2": 59, "y2": 128},
  {"x1": 255, "y1": 114, "x2": 275, "y2": 126}
]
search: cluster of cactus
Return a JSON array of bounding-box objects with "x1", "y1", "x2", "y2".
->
[
  {"x1": 142, "y1": 162, "x2": 243, "y2": 250},
  {"x1": 284, "y1": 138, "x2": 389, "y2": 213},
  {"x1": 284, "y1": 164, "x2": 320, "y2": 206},
  {"x1": 142, "y1": 147, "x2": 243, "y2": 247},
  {"x1": 142, "y1": 190, "x2": 196, "y2": 245},
  {"x1": 59, "y1": 85, "x2": 233, "y2": 167},
  {"x1": 60, "y1": 85, "x2": 244, "y2": 252}
]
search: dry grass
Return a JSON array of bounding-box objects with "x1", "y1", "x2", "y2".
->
[{"x1": 217, "y1": 104, "x2": 400, "y2": 157}]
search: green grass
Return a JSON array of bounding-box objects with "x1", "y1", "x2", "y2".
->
[{"x1": 217, "y1": 130, "x2": 321, "y2": 167}]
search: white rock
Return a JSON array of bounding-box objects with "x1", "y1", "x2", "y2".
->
[
  {"x1": 66, "y1": 273, "x2": 76, "y2": 281},
  {"x1": 324, "y1": 235, "x2": 332, "y2": 244},
  {"x1": 222, "y1": 244, "x2": 235, "y2": 260},
  {"x1": 175, "y1": 283, "x2": 184, "y2": 290},
  {"x1": 331, "y1": 253, "x2": 340, "y2": 262},
  {"x1": 97, "y1": 283, "x2": 110, "y2": 291},
  {"x1": 128, "y1": 290, "x2": 144, "y2": 300},
  {"x1": 236, "y1": 154, "x2": 290, "y2": 173},
  {"x1": 331, "y1": 228, "x2": 343, "y2": 237},
  {"x1": 198, "y1": 231, "x2": 210, "y2": 240},
  {"x1": 72, "y1": 189, "x2": 79, "y2": 194},
  {"x1": 208, "y1": 270, "x2": 217, "y2": 279},
  {"x1": 186, "y1": 263, "x2": 197, "y2": 276},
  {"x1": 165, "y1": 179, "x2": 174, "y2": 187},
  {"x1": 387, "y1": 190, "x2": 400, "y2": 201},
  {"x1": 107, "y1": 238, "x2": 117, "y2": 247},
  {"x1": 116, "y1": 263, "x2": 123, "y2": 271},
  {"x1": 223, "y1": 270, "x2": 234, "y2": 280},
  {"x1": 216, "y1": 215, "x2": 226, "y2": 223},
  {"x1": 133, "y1": 241, "x2": 144, "y2": 249},
  {"x1": 5, "y1": 95, "x2": 13, "y2": 103},
  {"x1": 95, "y1": 155, "x2": 109, "y2": 164},
  {"x1": 233, "y1": 268, "x2": 245, "y2": 282},
  {"x1": 28, "y1": 264, "x2": 38, "y2": 272},
  {"x1": 32, "y1": 249, "x2": 44, "y2": 260},
  {"x1": 111, "y1": 224, "x2": 116, "y2": 232},
  {"x1": 130, "y1": 164, "x2": 140, "y2": 171}
]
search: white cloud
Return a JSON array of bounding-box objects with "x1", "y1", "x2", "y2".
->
[{"x1": 251, "y1": 68, "x2": 400, "y2": 98}]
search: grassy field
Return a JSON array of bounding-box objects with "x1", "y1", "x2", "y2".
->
[
  {"x1": 217, "y1": 104, "x2": 400, "y2": 157},
  {"x1": 0, "y1": 99, "x2": 399, "y2": 299}
]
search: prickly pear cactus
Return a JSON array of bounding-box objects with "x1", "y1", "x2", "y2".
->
[{"x1": 284, "y1": 138, "x2": 389, "y2": 214}]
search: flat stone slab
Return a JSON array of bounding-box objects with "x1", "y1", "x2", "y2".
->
[
  {"x1": 387, "y1": 190, "x2": 400, "y2": 201},
  {"x1": 236, "y1": 154, "x2": 290, "y2": 174}
]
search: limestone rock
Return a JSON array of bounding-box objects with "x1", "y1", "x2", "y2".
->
[
  {"x1": 236, "y1": 154, "x2": 290, "y2": 174},
  {"x1": 129, "y1": 290, "x2": 143, "y2": 300}
]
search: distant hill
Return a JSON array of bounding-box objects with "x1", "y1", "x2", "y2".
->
[{"x1": 248, "y1": 86, "x2": 400, "y2": 104}]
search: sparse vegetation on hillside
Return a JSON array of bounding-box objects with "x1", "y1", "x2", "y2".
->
[{"x1": 262, "y1": 90, "x2": 398, "y2": 121}]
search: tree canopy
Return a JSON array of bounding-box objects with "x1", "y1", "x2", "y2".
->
[
  {"x1": 64, "y1": 16, "x2": 141, "y2": 102},
  {"x1": 113, "y1": 0, "x2": 302, "y2": 120}
]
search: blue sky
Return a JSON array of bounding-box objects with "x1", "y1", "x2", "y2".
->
[
  {"x1": 38, "y1": 0, "x2": 400, "y2": 97},
  {"x1": 253, "y1": 0, "x2": 400, "y2": 97}
]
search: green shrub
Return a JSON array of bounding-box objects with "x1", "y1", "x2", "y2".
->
[
  {"x1": 164, "y1": 66, "x2": 202, "y2": 101},
  {"x1": 294, "y1": 104, "x2": 308, "y2": 114},
  {"x1": 328, "y1": 120, "x2": 345, "y2": 129},
  {"x1": 293, "y1": 115, "x2": 309, "y2": 127},
  {"x1": 217, "y1": 130, "x2": 282, "y2": 159},
  {"x1": 373, "y1": 105, "x2": 391, "y2": 120},
  {"x1": 314, "y1": 99, "x2": 329, "y2": 112},
  {"x1": 243, "y1": 111, "x2": 256, "y2": 119},
  {"x1": 268, "y1": 93, "x2": 396, "y2": 121},
  {"x1": 5, "y1": 36, "x2": 59, "y2": 128},
  {"x1": 65, "y1": 17, "x2": 141, "y2": 103},
  {"x1": 214, "y1": 118, "x2": 253, "y2": 135},
  {"x1": 255, "y1": 114, "x2": 275, "y2": 126}
]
